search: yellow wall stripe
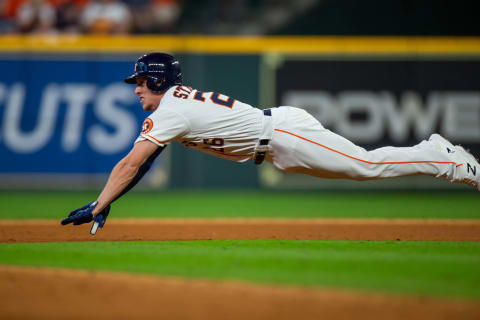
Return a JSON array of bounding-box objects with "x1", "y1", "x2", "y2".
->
[{"x1": 0, "y1": 35, "x2": 479, "y2": 55}]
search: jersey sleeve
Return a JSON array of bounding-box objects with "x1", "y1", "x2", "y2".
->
[{"x1": 135, "y1": 108, "x2": 189, "y2": 147}]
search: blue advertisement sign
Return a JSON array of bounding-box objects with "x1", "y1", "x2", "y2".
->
[{"x1": 0, "y1": 58, "x2": 147, "y2": 174}]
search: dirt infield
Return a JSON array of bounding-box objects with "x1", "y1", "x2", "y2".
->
[
  {"x1": 1, "y1": 266, "x2": 480, "y2": 320},
  {"x1": 2, "y1": 218, "x2": 480, "y2": 242},
  {"x1": 1, "y1": 218, "x2": 480, "y2": 320}
]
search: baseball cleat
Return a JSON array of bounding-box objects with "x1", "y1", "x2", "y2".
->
[
  {"x1": 428, "y1": 134, "x2": 455, "y2": 154},
  {"x1": 428, "y1": 134, "x2": 480, "y2": 191},
  {"x1": 452, "y1": 145, "x2": 480, "y2": 191}
]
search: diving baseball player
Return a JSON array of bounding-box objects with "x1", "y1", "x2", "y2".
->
[{"x1": 61, "y1": 52, "x2": 480, "y2": 233}]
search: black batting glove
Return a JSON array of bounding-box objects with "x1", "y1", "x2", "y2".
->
[
  {"x1": 61, "y1": 201, "x2": 110, "y2": 227},
  {"x1": 93, "y1": 205, "x2": 110, "y2": 228}
]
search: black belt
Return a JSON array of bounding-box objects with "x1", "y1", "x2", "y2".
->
[{"x1": 254, "y1": 109, "x2": 272, "y2": 165}]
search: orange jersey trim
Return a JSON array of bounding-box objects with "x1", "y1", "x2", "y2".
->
[
  {"x1": 274, "y1": 129, "x2": 459, "y2": 166},
  {"x1": 141, "y1": 134, "x2": 167, "y2": 146}
]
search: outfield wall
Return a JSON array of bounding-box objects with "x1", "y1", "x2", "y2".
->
[{"x1": 0, "y1": 36, "x2": 479, "y2": 190}]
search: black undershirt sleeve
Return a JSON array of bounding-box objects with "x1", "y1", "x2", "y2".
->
[{"x1": 112, "y1": 146, "x2": 165, "y2": 202}]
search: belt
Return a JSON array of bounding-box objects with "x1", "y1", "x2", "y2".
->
[{"x1": 254, "y1": 109, "x2": 273, "y2": 165}]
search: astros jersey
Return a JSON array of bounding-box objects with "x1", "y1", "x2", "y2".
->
[{"x1": 135, "y1": 85, "x2": 263, "y2": 162}]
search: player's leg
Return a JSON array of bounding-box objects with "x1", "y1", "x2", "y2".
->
[
  {"x1": 285, "y1": 128, "x2": 457, "y2": 180},
  {"x1": 268, "y1": 107, "x2": 479, "y2": 190}
]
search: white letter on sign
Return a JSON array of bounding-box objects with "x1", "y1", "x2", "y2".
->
[
  {"x1": 87, "y1": 83, "x2": 137, "y2": 154},
  {"x1": 4, "y1": 83, "x2": 61, "y2": 153},
  {"x1": 62, "y1": 84, "x2": 96, "y2": 152}
]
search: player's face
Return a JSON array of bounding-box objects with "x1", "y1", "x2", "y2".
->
[{"x1": 134, "y1": 77, "x2": 162, "y2": 111}]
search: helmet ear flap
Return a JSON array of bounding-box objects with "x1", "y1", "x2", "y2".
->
[{"x1": 146, "y1": 76, "x2": 166, "y2": 93}]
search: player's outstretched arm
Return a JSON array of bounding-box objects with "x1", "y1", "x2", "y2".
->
[
  {"x1": 93, "y1": 140, "x2": 163, "y2": 215},
  {"x1": 61, "y1": 140, "x2": 163, "y2": 232}
]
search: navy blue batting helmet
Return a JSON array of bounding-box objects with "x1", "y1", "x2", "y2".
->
[{"x1": 124, "y1": 52, "x2": 182, "y2": 93}]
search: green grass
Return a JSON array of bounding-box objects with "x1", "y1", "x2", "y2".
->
[
  {"x1": 2, "y1": 190, "x2": 478, "y2": 300},
  {"x1": 1, "y1": 240, "x2": 479, "y2": 299},
  {"x1": 0, "y1": 190, "x2": 479, "y2": 220}
]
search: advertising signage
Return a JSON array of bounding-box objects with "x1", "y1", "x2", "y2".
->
[
  {"x1": 276, "y1": 59, "x2": 480, "y2": 153},
  {"x1": 0, "y1": 58, "x2": 146, "y2": 174}
]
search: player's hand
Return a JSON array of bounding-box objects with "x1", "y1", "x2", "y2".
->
[
  {"x1": 93, "y1": 205, "x2": 110, "y2": 228},
  {"x1": 61, "y1": 201, "x2": 110, "y2": 227}
]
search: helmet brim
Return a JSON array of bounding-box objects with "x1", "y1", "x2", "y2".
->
[{"x1": 124, "y1": 74, "x2": 138, "y2": 84}]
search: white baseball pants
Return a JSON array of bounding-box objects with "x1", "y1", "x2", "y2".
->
[{"x1": 266, "y1": 107, "x2": 456, "y2": 181}]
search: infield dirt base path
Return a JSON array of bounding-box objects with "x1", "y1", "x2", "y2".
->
[
  {"x1": 2, "y1": 218, "x2": 480, "y2": 242},
  {"x1": 1, "y1": 266, "x2": 480, "y2": 320},
  {"x1": 1, "y1": 218, "x2": 480, "y2": 320}
]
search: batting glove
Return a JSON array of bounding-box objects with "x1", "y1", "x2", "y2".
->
[
  {"x1": 93, "y1": 205, "x2": 110, "y2": 228},
  {"x1": 61, "y1": 201, "x2": 110, "y2": 227}
]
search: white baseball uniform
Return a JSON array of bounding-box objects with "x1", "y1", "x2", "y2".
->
[{"x1": 135, "y1": 85, "x2": 459, "y2": 183}]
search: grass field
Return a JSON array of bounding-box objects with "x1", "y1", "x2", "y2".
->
[
  {"x1": 1, "y1": 240, "x2": 480, "y2": 298},
  {"x1": 0, "y1": 189, "x2": 479, "y2": 219},
  {"x1": 1, "y1": 190, "x2": 479, "y2": 300}
]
